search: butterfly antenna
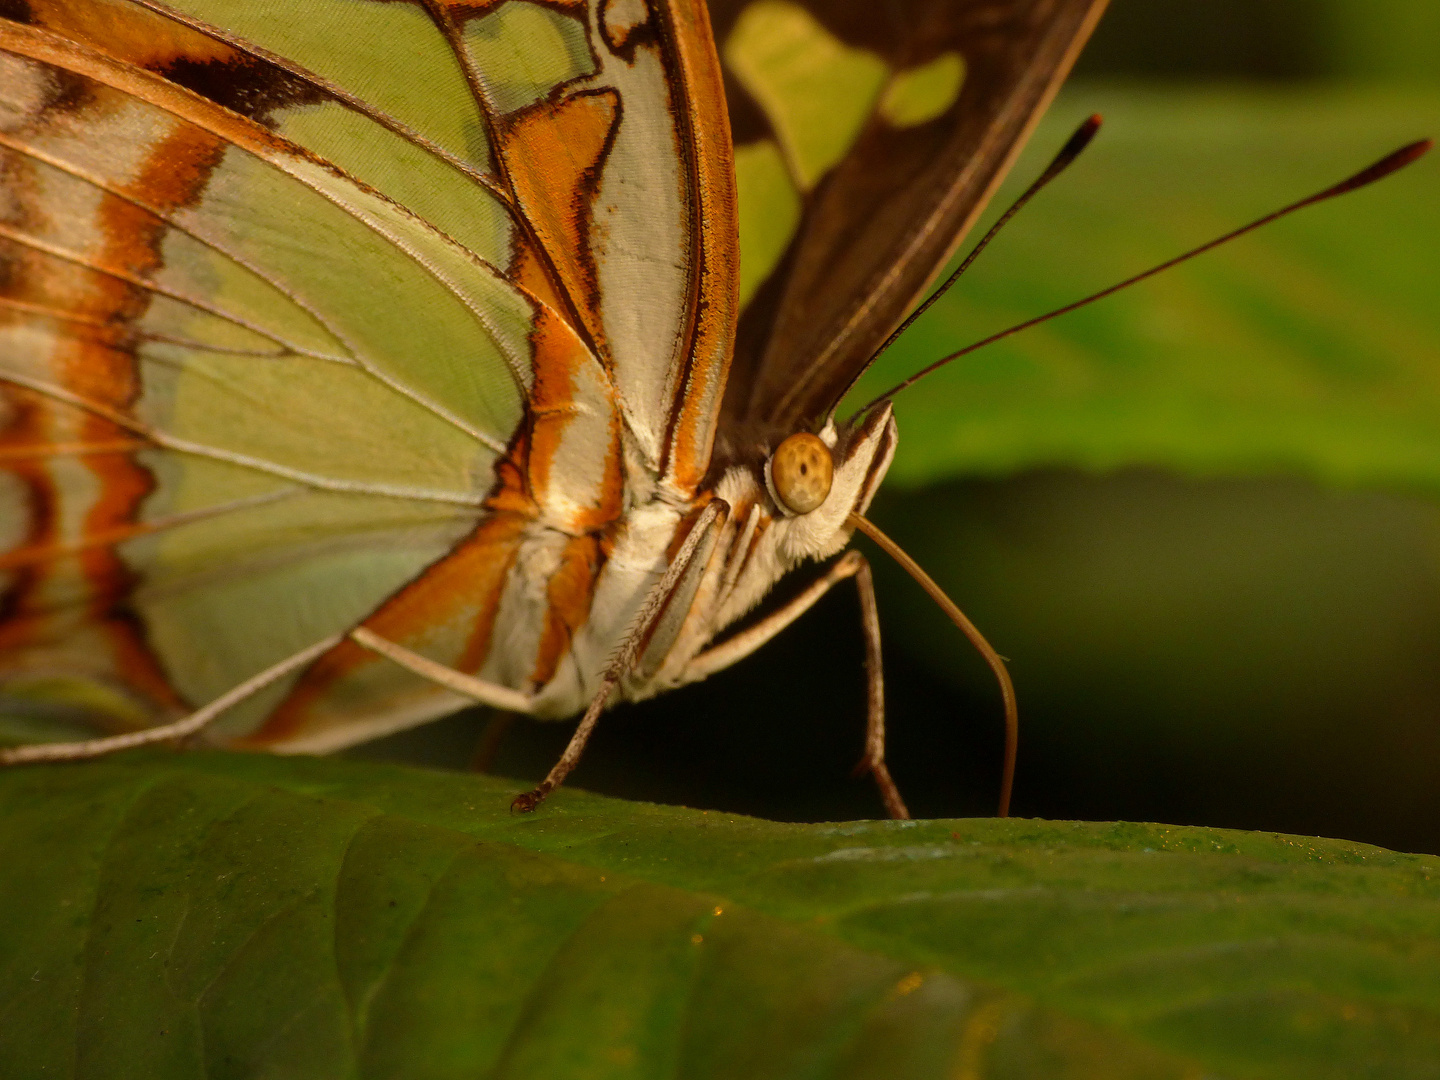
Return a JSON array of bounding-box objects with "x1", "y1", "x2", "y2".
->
[
  {"x1": 853, "y1": 138, "x2": 1433, "y2": 419},
  {"x1": 847, "y1": 513, "x2": 1018, "y2": 817},
  {"x1": 861, "y1": 114, "x2": 1105, "y2": 375}
]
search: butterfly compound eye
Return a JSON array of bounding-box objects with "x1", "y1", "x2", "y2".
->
[{"x1": 769, "y1": 433, "x2": 834, "y2": 515}]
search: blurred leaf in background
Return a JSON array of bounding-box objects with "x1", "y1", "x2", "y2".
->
[
  {"x1": 1074, "y1": 0, "x2": 1440, "y2": 84},
  {"x1": 845, "y1": 87, "x2": 1440, "y2": 490}
]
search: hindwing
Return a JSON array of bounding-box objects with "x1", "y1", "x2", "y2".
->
[{"x1": 0, "y1": 0, "x2": 737, "y2": 745}]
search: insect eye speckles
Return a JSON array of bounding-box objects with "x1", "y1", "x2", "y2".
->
[{"x1": 769, "y1": 431, "x2": 832, "y2": 514}]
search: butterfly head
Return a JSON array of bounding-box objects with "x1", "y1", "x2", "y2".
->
[
  {"x1": 757, "y1": 403, "x2": 897, "y2": 563},
  {"x1": 698, "y1": 403, "x2": 895, "y2": 642}
]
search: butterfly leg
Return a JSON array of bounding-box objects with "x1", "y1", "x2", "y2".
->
[
  {"x1": 348, "y1": 627, "x2": 532, "y2": 712},
  {"x1": 0, "y1": 634, "x2": 344, "y2": 765},
  {"x1": 512, "y1": 501, "x2": 730, "y2": 813},
  {"x1": 683, "y1": 550, "x2": 910, "y2": 820},
  {"x1": 849, "y1": 554, "x2": 911, "y2": 821}
]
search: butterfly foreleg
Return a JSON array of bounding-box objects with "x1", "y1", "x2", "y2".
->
[
  {"x1": 682, "y1": 549, "x2": 910, "y2": 820},
  {"x1": 0, "y1": 634, "x2": 345, "y2": 766}
]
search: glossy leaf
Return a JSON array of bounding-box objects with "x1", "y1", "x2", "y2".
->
[{"x1": 3, "y1": 752, "x2": 1439, "y2": 1078}]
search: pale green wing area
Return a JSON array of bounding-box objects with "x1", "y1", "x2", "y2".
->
[
  {"x1": 125, "y1": 457, "x2": 480, "y2": 735},
  {"x1": 726, "y1": 0, "x2": 889, "y2": 193},
  {"x1": 732, "y1": 140, "x2": 801, "y2": 310},
  {"x1": 4, "y1": 49, "x2": 520, "y2": 492},
  {"x1": 154, "y1": 0, "x2": 521, "y2": 269},
  {"x1": 39, "y1": 0, "x2": 515, "y2": 273},
  {"x1": 161, "y1": 0, "x2": 495, "y2": 169},
  {"x1": 460, "y1": 1, "x2": 595, "y2": 115},
  {"x1": 0, "y1": 12, "x2": 534, "y2": 737}
]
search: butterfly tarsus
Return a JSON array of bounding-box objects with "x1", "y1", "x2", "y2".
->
[{"x1": 510, "y1": 683, "x2": 612, "y2": 813}]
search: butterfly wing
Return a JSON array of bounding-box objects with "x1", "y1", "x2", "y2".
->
[
  {"x1": 710, "y1": 0, "x2": 1107, "y2": 435},
  {"x1": 0, "y1": 0, "x2": 736, "y2": 746}
]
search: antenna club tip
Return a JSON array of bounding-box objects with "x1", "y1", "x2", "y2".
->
[
  {"x1": 1338, "y1": 138, "x2": 1433, "y2": 193},
  {"x1": 1058, "y1": 114, "x2": 1103, "y2": 159},
  {"x1": 1395, "y1": 138, "x2": 1433, "y2": 165},
  {"x1": 1313, "y1": 140, "x2": 1431, "y2": 200}
]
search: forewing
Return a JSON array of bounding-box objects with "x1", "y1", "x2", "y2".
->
[{"x1": 710, "y1": 0, "x2": 1107, "y2": 433}]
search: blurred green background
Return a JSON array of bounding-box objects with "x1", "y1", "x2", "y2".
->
[{"x1": 356, "y1": 0, "x2": 1440, "y2": 854}]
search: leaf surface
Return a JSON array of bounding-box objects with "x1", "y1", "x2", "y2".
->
[{"x1": 3, "y1": 752, "x2": 1439, "y2": 1078}]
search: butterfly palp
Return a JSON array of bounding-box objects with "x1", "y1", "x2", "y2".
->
[{"x1": 769, "y1": 433, "x2": 835, "y2": 514}]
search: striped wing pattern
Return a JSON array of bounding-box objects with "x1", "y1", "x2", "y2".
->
[{"x1": 0, "y1": 0, "x2": 736, "y2": 747}]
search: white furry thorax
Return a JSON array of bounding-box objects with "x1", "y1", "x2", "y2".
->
[
  {"x1": 496, "y1": 405, "x2": 897, "y2": 716},
  {"x1": 633, "y1": 404, "x2": 898, "y2": 697}
]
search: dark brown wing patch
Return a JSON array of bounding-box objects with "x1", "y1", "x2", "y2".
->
[{"x1": 709, "y1": 0, "x2": 1108, "y2": 443}]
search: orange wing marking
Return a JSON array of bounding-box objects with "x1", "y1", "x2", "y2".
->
[
  {"x1": 654, "y1": 0, "x2": 738, "y2": 497},
  {"x1": 524, "y1": 306, "x2": 624, "y2": 531},
  {"x1": 0, "y1": 115, "x2": 228, "y2": 713},
  {"x1": 19, "y1": 0, "x2": 240, "y2": 70},
  {"x1": 501, "y1": 89, "x2": 621, "y2": 364},
  {"x1": 248, "y1": 511, "x2": 531, "y2": 746},
  {"x1": 0, "y1": 440, "x2": 145, "y2": 461},
  {"x1": 529, "y1": 532, "x2": 605, "y2": 687}
]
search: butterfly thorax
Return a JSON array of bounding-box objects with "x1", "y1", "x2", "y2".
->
[
  {"x1": 466, "y1": 404, "x2": 894, "y2": 720},
  {"x1": 621, "y1": 405, "x2": 898, "y2": 704}
]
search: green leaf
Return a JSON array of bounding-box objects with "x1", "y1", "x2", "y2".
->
[
  {"x1": 845, "y1": 86, "x2": 1440, "y2": 493},
  {"x1": 4, "y1": 752, "x2": 1439, "y2": 1078}
]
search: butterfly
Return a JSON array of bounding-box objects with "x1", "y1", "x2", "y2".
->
[{"x1": 3, "y1": 0, "x2": 1422, "y2": 818}]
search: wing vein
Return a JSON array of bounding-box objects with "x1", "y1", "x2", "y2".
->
[
  {"x1": 0, "y1": 130, "x2": 510, "y2": 454},
  {"x1": 0, "y1": 294, "x2": 294, "y2": 359},
  {"x1": 0, "y1": 218, "x2": 348, "y2": 364},
  {"x1": 416, "y1": 0, "x2": 604, "y2": 360},
  {"x1": 0, "y1": 369, "x2": 486, "y2": 507},
  {"x1": 0, "y1": 486, "x2": 305, "y2": 570},
  {"x1": 124, "y1": 0, "x2": 522, "y2": 217}
]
